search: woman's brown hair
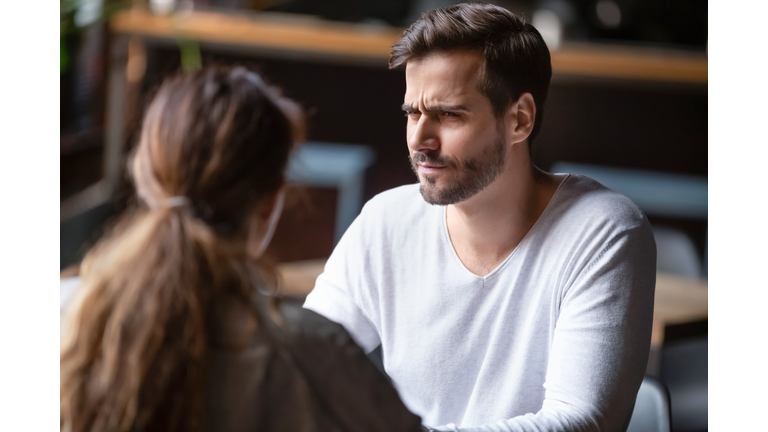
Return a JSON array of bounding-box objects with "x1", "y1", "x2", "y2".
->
[{"x1": 60, "y1": 65, "x2": 304, "y2": 432}]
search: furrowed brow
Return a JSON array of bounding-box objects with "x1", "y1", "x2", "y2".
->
[
  {"x1": 402, "y1": 103, "x2": 469, "y2": 113},
  {"x1": 425, "y1": 104, "x2": 469, "y2": 112}
]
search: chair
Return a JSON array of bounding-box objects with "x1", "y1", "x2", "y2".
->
[
  {"x1": 286, "y1": 141, "x2": 375, "y2": 244},
  {"x1": 626, "y1": 376, "x2": 672, "y2": 432},
  {"x1": 660, "y1": 336, "x2": 708, "y2": 432},
  {"x1": 652, "y1": 226, "x2": 702, "y2": 279}
]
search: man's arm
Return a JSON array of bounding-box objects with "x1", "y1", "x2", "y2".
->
[
  {"x1": 303, "y1": 203, "x2": 382, "y2": 354},
  {"x1": 429, "y1": 223, "x2": 656, "y2": 432}
]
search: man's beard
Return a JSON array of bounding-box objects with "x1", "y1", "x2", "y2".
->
[{"x1": 410, "y1": 126, "x2": 507, "y2": 206}]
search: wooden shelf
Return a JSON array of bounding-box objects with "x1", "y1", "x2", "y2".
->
[
  {"x1": 551, "y1": 43, "x2": 707, "y2": 84},
  {"x1": 111, "y1": 8, "x2": 707, "y2": 83},
  {"x1": 110, "y1": 8, "x2": 403, "y2": 64}
]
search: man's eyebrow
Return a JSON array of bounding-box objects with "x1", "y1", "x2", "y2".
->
[{"x1": 401, "y1": 103, "x2": 469, "y2": 112}]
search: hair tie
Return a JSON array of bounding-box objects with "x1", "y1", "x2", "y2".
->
[{"x1": 165, "y1": 196, "x2": 191, "y2": 209}]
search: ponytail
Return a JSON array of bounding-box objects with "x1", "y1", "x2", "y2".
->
[{"x1": 61, "y1": 206, "x2": 259, "y2": 432}]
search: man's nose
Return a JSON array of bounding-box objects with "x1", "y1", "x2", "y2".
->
[{"x1": 408, "y1": 116, "x2": 439, "y2": 153}]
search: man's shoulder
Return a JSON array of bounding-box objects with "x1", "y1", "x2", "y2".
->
[{"x1": 557, "y1": 174, "x2": 648, "y2": 230}]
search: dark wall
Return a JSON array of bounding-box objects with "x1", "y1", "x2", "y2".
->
[
  {"x1": 144, "y1": 46, "x2": 416, "y2": 203},
  {"x1": 534, "y1": 78, "x2": 707, "y2": 176},
  {"x1": 137, "y1": 45, "x2": 707, "y2": 262},
  {"x1": 146, "y1": 46, "x2": 707, "y2": 189}
]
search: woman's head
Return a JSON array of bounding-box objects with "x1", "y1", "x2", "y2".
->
[
  {"x1": 133, "y1": 65, "x2": 303, "y2": 246},
  {"x1": 61, "y1": 65, "x2": 304, "y2": 432}
]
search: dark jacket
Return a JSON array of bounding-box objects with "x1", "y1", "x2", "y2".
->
[{"x1": 205, "y1": 294, "x2": 424, "y2": 432}]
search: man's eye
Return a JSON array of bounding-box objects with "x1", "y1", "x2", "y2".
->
[
  {"x1": 404, "y1": 111, "x2": 419, "y2": 118},
  {"x1": 442, "y1": 112, "x2": 459, "y2": 118}
]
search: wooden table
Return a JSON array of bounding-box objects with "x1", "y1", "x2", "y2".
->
[
  {"x1": 277, "y1": 260, "x2": 708, "y2": 350},
  {"x1": 651, "y1": 272, "x2": 708, "y2": 346},
  {"x1": 276, "y1": 259, "x2": 328, "y2": 297}
]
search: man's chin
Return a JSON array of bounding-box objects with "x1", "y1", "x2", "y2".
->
[
  {"x1": 418, "y1": 175, "x2": 488, "y2": 206},
  {"x1": 418, "y1": 181, "x2": 450, "y2": 206}
]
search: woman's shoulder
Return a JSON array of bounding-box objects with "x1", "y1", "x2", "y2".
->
[
  {"x1": 277, "y1": 296, "x2": 356, "y2": 346},
  {"x1": 272, "y1": 295, "x2": 424, "y2": 432}
]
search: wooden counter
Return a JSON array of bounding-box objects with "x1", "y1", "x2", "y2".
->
[{"x1": 110, "y1": 8, "x2": 707, "y2": 82}]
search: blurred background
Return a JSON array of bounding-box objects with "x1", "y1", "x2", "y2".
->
[{"x1": 60, "y1": 1, "x2": 707, "y2": 431}]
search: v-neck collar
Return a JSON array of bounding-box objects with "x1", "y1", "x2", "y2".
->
[{"x1": 439, "y1": 174, "x2": 572, "y2": 280}]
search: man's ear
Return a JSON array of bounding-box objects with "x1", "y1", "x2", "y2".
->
[{"x1": 507, "y1": 92, "x2": 536, "y2": 145}]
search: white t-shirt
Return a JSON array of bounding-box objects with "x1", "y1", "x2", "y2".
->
[{"x1": 304, "y1": 174, "x2": 656, "y2": 432}]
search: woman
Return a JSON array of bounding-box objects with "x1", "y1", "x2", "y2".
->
[{"x1": 60, "y1": 66, "x2": 423, "y2": 432}]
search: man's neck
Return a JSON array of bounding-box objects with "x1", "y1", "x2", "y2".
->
[{"x1": 445, "y1": 160, "x2": 562, "y2": 277}]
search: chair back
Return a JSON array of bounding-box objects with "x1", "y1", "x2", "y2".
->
[{"x1": 626, "y1": 376, "x2": 672, "y2": 432}]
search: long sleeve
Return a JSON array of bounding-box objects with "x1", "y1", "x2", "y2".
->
[
  {"x1": 429, "y1": 223, "x2": 656, "y2": 432},
  {"x1": 303, "y1": 201, "x2": 382, "y2": 354}
]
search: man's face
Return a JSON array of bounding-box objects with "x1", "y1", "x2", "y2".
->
[{"x1": 404, "y1": 51, "x2": 507, "y2": 206}]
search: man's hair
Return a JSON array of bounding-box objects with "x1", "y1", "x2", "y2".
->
[{"x1": 389, "y1": 2, "x2": 552, "y2": 145}]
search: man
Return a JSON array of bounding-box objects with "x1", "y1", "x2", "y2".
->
[{"x1": 304, "y1": 3, "x2": 656, "y2": 431}]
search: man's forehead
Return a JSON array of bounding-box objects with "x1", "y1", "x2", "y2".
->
[
  {"x1": 404, "y1": 51, "x2": 485, "y2": 104},
  {"x1": 405, "y1": 51, "x2": 483, "y2": 80}
]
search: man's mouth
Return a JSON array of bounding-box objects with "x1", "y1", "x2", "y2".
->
[{"x1": 417, "y1": 162, "x2": 446, "y2": 175}]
